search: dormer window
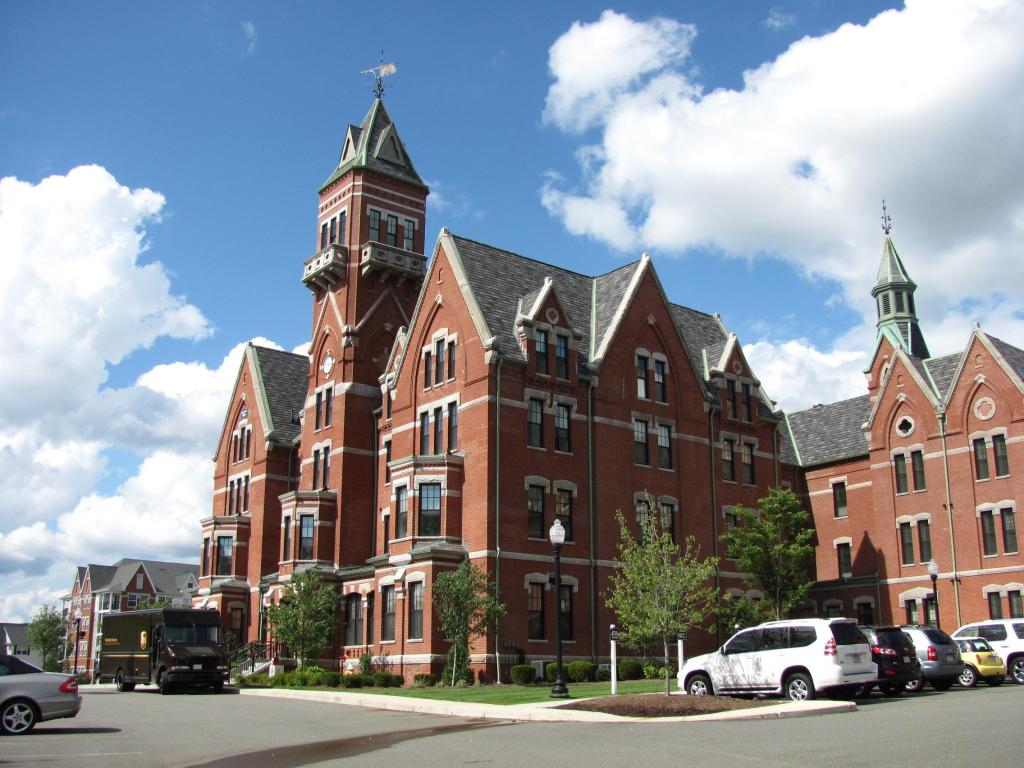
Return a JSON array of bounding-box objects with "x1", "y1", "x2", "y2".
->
[
  {"x1": 535, "y1": 329, "x2": 549, "y2": 375},
  {"x1": 555, "y1": 334, "x2": 569, "y2": 379},
  {"x1": 636, "y1": 354, "x2": 649, "y2": 399},
  {"x1": 654, "y1": 359, "x2": 667, "y2": 403}
]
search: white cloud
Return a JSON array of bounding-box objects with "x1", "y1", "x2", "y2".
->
[
  {"x1": 746, "y1": 338, "x2": 869, "y2": 412},
  {"x1": 764, "y1": 7, "x2": 797, "y2": 30},
  {"x1": 241, "y1": 20, "x2": 257, "y2": 56},
  {"x1": 424, "y1": 178, "x2": 485, "y2": 221},
  {"x1": 543, "y1": 1, "x2": 1024, "y2": 402}
]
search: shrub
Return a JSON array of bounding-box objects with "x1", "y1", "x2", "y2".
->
[
  {"x1": 545, "y1": 662, "x2": 557, "y2": 682},
  {"x1": 566, "y1": 660, "x2": 595, "y2": 683},
  {"x1": 285, "y1": 670, "x2": 307, "y2": 687},
  {"x1": 340, "y1": 674, "x2": 364, "y2": 689},
  {"x1": 323, "y1": 671, "x2": 341, "y2": 687},
  {"x1": 413, "y1": 673, "x2": 437, "y2": 687},
  {"x1": 373, "y1": 672, "x2": 403, "y2": 688},
  {"x1": 359, "y1": 652, "x2": 374, "y2": 676},
  {"x1": 510, "y1": 664, "x2": 536, "y2": 685},
  {"x1": 238, "y1": 672, "x2": 270, "y2": 687},
  {"x1": 618, "y1": 658, "x2": 644, "y2": 680},
  {"x1": 642, "y1": 663, "x2": 659, "y2": 680},
  {"x1": 270, "y1": 673, "x2": 288, "y2": 687},
  {"x1": 304, "y1": 666, "x2": 328, "y2": 686},
  {"x1": 595, "y1": 666, "x2": 611, "y2": 682}
]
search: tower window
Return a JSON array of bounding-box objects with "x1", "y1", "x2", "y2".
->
[
  {"x1": 369, "y1": 210, "x2": 381, "y2": 242},
  {"x1": 434, "y1": 339, "x2": 445, "y2": 384},
  {"x1": 895, "y1": 292, "x2": 906, "y2": 313},
  {"x1": 386, "y1": 215, "x2": 398, "y2": 247},
  {"x1": 403, "y1": 219, "x2": 414, "y2": 250},
  {"x1": 329, "y1": 217, "x2": 336, "y2": 245},
  {"x1": 320, "y1": 222, "x2": 328, "y2": 249},
  {"x1": 882, "y1": 293, "x2": 892, "y2": 315}
]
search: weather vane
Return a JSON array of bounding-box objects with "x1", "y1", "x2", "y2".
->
[
  {"x1": 881, "y1": 200, "x2": 892, "y2": 235},
  {"x1": 361, "y1": 50, "x2": 397, "y2": 99}
]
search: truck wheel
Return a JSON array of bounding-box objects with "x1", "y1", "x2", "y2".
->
[
  {"x1": 213, "y1": 681, "x2": 225, "y2": 693},
  {"x1": 159, "y1": 670, "x2": 173, "y2": 695},
  {"x1": 115, "y1": 670, "x2": 135, "y2": 692}
]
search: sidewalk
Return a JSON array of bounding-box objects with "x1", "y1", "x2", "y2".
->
[{"x1": 237, "y1": 687, "x2": 856, "y2": 723}]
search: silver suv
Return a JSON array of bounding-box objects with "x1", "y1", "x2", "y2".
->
[
  {"x1": 952, "y1": 619, "x2": 1024, "y2": 684},
  {"x1": 900, "y1": 626, "x2": 963, "y2": 691}
]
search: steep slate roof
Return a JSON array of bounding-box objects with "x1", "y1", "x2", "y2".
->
[
  {"x1": 922, "y1": 352, "x2": 961, "y2": 400},
  {"x1": 89, "y1": 559, "x2": 197, "y2": 596},
  {"x1": 321, "y1": 99, "x2": 425, "y2": 191},
  {"x1": 251, "y1": 345, "x2": 309, "y2": 445},
  {"x1": 785, "y1": 395, "x2": 871, "y2": 468},
  {"x1": 873, "y1": 236, "x2": 916, "y2": 291},
  {"x1": 989, "y1": 335, "x2": 1024, "y2": 384},
  {"x1": 85, "y1": 564, "x2": 116, "y2": 591},
  {"x1": 1, "y1": 623, "x2": 28, "y2": 646}
]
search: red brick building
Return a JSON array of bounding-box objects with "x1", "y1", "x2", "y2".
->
[{"x1": 195, "y1": 97, "x2": 1023, "y2": 680}]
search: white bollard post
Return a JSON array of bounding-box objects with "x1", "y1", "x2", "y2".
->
[{"x1": 610, "y1": 624, "x2": 618, "y2": 696}]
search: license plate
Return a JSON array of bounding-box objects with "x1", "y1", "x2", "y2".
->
[
  {"x1": 903, "y1": 656, "x2": 910, "y2": 663},
  {"x1": 946, "y1": 655, "x2": 955, "y2": 662},
  {"x1": 849, "y1": 653, "x2": 861, "y2": 663},
  {"x1": 193, "y1": 664, "x2": 203, "y2": 670}
]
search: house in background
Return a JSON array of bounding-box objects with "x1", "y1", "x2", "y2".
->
[{"x1": 1, "y1": 622, "x2": 43, "y2": 668}]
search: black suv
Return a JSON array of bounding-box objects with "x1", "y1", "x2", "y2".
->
[{"x1": 856, "y1": 625, "x2": 922, "y2": 697}]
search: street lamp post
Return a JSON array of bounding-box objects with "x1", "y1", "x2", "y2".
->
[
  {"x1": 549, "y1": 518, "x2": 569, "y2": 698},
  {"x1": 928, "y1": 560, "x2": 940, "y2": 629}
]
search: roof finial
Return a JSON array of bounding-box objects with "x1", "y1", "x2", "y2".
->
[
  {"x1": 881, "y1": 199, "x2": 892, "y2": 235},
  {"x1": 361, "y1": 50, "x2": 397, "y2": 99}
]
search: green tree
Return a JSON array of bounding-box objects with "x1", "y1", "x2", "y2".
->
[
  {"x1": 432, "y1": 560, "x2": 506, "y2": 686},
  {"x1": 716, "y1": 591, "x2": 774, "y2": 636},
  {"x1": 605, "y1": 498, "x2": 719, "y2": 694},
  {"x1": 266, "y1": 569, "x2": 338, "y2": 667},
  {"x1": 27, "y1": 604, "x2": 64, "y2": 672},
  {"x1": 719, "y1": 487, "x2": 815, "y2": 620}
]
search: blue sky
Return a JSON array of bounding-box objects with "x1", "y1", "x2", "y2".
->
[{"x1": 3, "y1": 0, "x2": 1023, "y2": 620}]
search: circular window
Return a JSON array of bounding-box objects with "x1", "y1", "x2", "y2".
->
[
  {"x1": 732, "y1": 361, "x2": 743, "y2": 374},
  {"x1": 974, "y1": 397, "x2": 996, "y2": 421},
  {"x1": 895, "y1": 416, "x2": 915, "y2": 438},
  {"x1": 545, "y1": 308, "x2": 560, "y2": 324},
  {"x1": 322, "y1": 352, "x2": 334, "y2": 375}
]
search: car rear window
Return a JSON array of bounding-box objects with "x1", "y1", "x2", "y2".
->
[
  {"x1": 874, "y1": 628, "x2": 910, "y2": 648},
  {"x1": 830, "y1": 622, "x2": 867, "y2": 645},
  {"x1": 922, "y1": 628, "x2": 953, "y2": 645},
  {"x1": 1014, "y1": 623, "x2": 1024, "y2": 640}
]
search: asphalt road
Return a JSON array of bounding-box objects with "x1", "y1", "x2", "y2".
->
[{"x1": 3, "y1": 683, "x2": 1019, "y2": 768}]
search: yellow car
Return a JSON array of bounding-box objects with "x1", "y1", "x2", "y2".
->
[{"x1": 955, "y1": 637, "x2": 1006, "y2": 687}]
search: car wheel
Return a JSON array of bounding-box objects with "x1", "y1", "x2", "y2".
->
[
  {"x1": 932, "y1": 677, "x2": 955, "y2": 691},
  {"x1": 958, "y1": 666, "x2": 978, "y2": 688},
  {"x1": 1009, "y1": 657, "x2": 1024, "y2": 685},
  {"x1": 904, "y1": 673, "x2": 924, "y2": 693},
  {"x1": 1, "y1": 699, "x2": 37, "y2": 735},
  {"x1": 985, "y1": 676, "x2": 1004, "y2": 687},
  {"x1": 784, "y1": 672, "x2": 815, "y2": 702},
  {"x1": 159, "y1": 670, "x2": 173, "y2": 695},
  {"x1": 686, "y1": 673, "x2": 713, "y2": 696},
  {"x1": 854, "y1": 684, "x2": 873, "y2": 699},
  {"x1": 213, "y1": 681, "x2": 225, "y2": 693},
  {"x1": 879, "y1": 682, "x2": 905, "y2": 698}
]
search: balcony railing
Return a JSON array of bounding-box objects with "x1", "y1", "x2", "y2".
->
[
  {"x1": 359, "y1": 241, "x2": 426, "y2": 281},
  {"x1": 302, "y1": 243, "x2": 348, "y2": 289}
]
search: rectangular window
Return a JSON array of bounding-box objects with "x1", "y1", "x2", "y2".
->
[
  {"x1": 555, "y1": 404, "x2": 571, "y2": 452},
  {"x1": 365, "y1": 593, "x2": 374, "y2": 645},
  {"x1": 419, "y1": 483, "x2": 441, "y2": 537},
  {"x1": 856, "y1": 602, "x2": 874, "y2": 625},
  {"x1": 315, "y1": 390, "x2": 323, "y2": 429},
  {"x1": 527, "y1": 583, "x2": 544, "y2": 640},
  {"x1": 894, "y1": 454, "x2": 908, "y2": 494},
  {"x1": 384, "y1": 440, "x2": 391, "y2": 483},
  {"x1": 555, "y1": 335, "x2": 569, "y2": 378},
  {"x1": 981, "y1": 510, "x2": 998, "y2": 556},
  {"x1": 433, "y1": 406, "x2": 443, "y2": 454},
  {"x1": 741, "y1": 383, "x2": 752, "y2": 422},
  {"x1": 244, "y1": 428, "x2": 251, "y2": 459},
  {"x1": 833, "y1": 482, "x2": 848, "y2": 518},
  {"x1": 556, "y1": 489, "x2": 573, "y2": 541},
  {"x1": 974, "y1": 438, "x2": 990, "y2": 480},
  {"x1": 329, "y1": 216, "x2": 336, "y2": 245},
  {"x1": 282, "y1": 517, "x2": 291, "y2": 561},
  {"x1": 324, "y1": 387, "x2": 333, "y2": 427},
  {"x1": 636, "y1": 355, "x2": 649, "y2": 399},
  {"x1": 447, "y1": 340, "x2": 456, "y2": 380},
  {"x1": 535, "y1": 329, "x2": 548, "y2": 375},
  {"x1": 741, "y1": 443, "x2": 755, "y2": 484},
  {"x1": 232, "y1": 434, "x2": 238, "y2": 463},
  {"x1": 658, "y1": 424, "x2": 672, "y2": 469},
  {"x1": 1009, "y1": 590, "x2": 1024, "y2": 619},
  {"x1": 369, "y1": 210, "x2": 381, "y2": 242},
  {"x1": 403, "y1": 219, "x2": 414, "y2": 250},
  {"x1": 447, "y1": 402, "x2": 458, "y2": 451},
  {"x1": 312, "y1": 448, "x2": 320, "y2": 491},
  {"x1": 201, "y1": 537, "x2": 210, "y2": 575},
  {"x1": 660, "y1": 502, "x2": 676, "y2": 543},
  {"x1": 345, "y1": 596, "x2": 363, "y2": 647},
  {"x1": 837, "y1": 542, "x2": 852, "y2": 576},
  {"x1": 299, "y1": 515, "x2": 314, "y2": 560},
  {"x1": 722, "y1": 438, "x2": 736, "y2": 482},
  {"x1": 216, "y1": 536, "x2": 233, "y2": 575},
  {"x1": 989, "y1": 592, "x2": 1004, "y2": 620},
  {"x1": 993, "y1": 434, "x2": 1010, "y2": 477},
  {"x1": 1001, "y1": 508, "x2": 1018, "y2": 552},
  {"x1": 435, "y1": 339, "x2": 445, "y2": 384},
  {"x1": 560, "y1": 585, "x2": 573, "y2": 641},
  {"x1": 338, "y1": 210, "x2": 347, "y2": 242},
  {"x1": 382, "y1": 586, "x2": 395, "y2": 641},
  {"x1": 423, "y1": 351, "x2": 432, "y2": 389},
  {"x1": 924, "y1": 596, "x2": 937, "y2": 625},
  {"x1": 899, "y1": 522, "x2": 915, "y2": 565},
  {"x1": 395, "y1": 486, "x2": 408, "y2": 539},
  {"x1": 383, "y1": 514, "x2": 390, "y2": 553},
  {"x1": 633, "y1": 419, "x2": 649, "y2": 465},
  {"x1": 654, "y1": 360, "x2": 667, "y2": 403},
  {"x1": 320, "y1": 449, "x2": 330, "y2": 490},
  {"x1": 726, "y1": 379, "x2": 736, "y2": 418},
  {"x1": 918, "y1": 519, "x2": 932, "y2": 563},
  {"x1": 911, "y1": 450, "x2": 925, "y2": 490},
  {"x1": 243, "y1": 475, "x2": 250, "y2": 511},
  {"x1": 228, "y1": 479, "x2": 234, "y2": 514},
  {"x1": 408, "y1": 582, "x2": 423, "y2": 639},
  {"x1": 636, "y1": 499, "x2": 651, "y2": 542},
  {"x1": 528, "y1": 485, "x2": 545, "y2": 539},
  {"x1": 320, "y1": 222, "x2": 328, "y2": 249},
  {"x1": 386, "y1": 214, "x2": 398, "y2": 246},
  {"x1": 527, "y1": 398, "x2": 544, "y2": 448},
  {"x1": 419, "y1": 411, "x2": 430, "y2": 455}
]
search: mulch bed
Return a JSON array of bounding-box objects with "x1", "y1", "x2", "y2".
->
[{"x1": 559, "y1": 693, "x2": 773, "y2": 718}]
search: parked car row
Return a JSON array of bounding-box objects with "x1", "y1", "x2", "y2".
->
[{"x1": 678, "y1": 617, "x2": 1024, "y2": 702}]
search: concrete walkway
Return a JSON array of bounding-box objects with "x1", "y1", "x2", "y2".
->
[{"x1": 237, "y1": 687, "x2": 856, "y2": 723}]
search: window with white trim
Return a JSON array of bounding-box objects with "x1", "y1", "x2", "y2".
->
[
  {"x1": 535, "y1": 329, "x2": 549, "y2": 375},
  {"x1": 636, "y1": 354, "x2": 649, "y2": 399},
  {"x1": 837, "y1": 541, "x2": 852, "y2": 576},
  {"x1": 633, "y1": 419, "x2": 649, "y2": 465},
  {"x1": 407, "y1": 581, "x2": 423, "y2": 639},
  {"x1": 833, "y1": 482, "x2": 848, "y2": 518},
  {"x1": 981, "y1": 510, "x2": 998, "y2": 556},
  {"x1": 418, "y1": 483, "x2": 441, "y2": 537},
  {"x1": 1002, "y1": 508, "x2": 1018, "y2": 553},
  {"x1": 657, "y1": 424, "x2": 672, "y2": 469}
]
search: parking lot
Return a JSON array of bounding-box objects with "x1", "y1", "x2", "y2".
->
[{"x1": 3, "y1": 683, "x2": 1020, "y2": 767}]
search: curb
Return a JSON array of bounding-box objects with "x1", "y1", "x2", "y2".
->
[{"x1": 236, "y1": 688, "x2": 856, "y2": 723}]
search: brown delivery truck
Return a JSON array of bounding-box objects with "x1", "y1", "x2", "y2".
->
[{"x1": 98, "y1": 608, "x2": 229, "y2": 694}]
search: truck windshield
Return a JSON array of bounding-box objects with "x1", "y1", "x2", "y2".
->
[
  {"x1": 165, "y1": 624, "x2": 193, "y2": 644},
  {"x1": 164, "y1": 623, "x2": 222, "y2": 644},
  {"x1": 195, "y1": 625, "x2": 222, "y2": 644}
]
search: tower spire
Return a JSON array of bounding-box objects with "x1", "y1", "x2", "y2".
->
[{"x1": 871, "y1": 206, "x2": 929, "y2": 358}]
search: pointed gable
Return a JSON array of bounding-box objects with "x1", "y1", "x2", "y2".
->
[{"x1": 322, "y1": 99, "x2": 426, "y2": 191}]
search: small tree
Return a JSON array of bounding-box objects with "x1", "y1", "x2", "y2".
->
[
  {"x1": 605, "y1": 498, "x2": 719, "y2": 694},
  {"x1": 266, "y1": 569, "x2": 338, "y2": 667},
  {"x1": 716, "y1": 591, "x2": 773, "y2": 636},
  {"x1": 432, "y1": 560, "x2": 506, "y2": 686},
  {"x1": 27, "y1": 603, "x2": 64, "y2": 672},
  {"x1": 719, "y1": 487, "x2": 815, "y2": 620}
]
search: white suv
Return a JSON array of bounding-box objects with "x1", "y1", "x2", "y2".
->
[
  {"x1": 678, "y1": 618, "x2": 876, "y2": 701},
  {"x1": 952, "y1": 619, "x2": 1024, "y2": 684}
]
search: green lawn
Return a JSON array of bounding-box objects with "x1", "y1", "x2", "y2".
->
[{"x1": 276, "y1": 679, "x2": 670, "y2": 705}]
